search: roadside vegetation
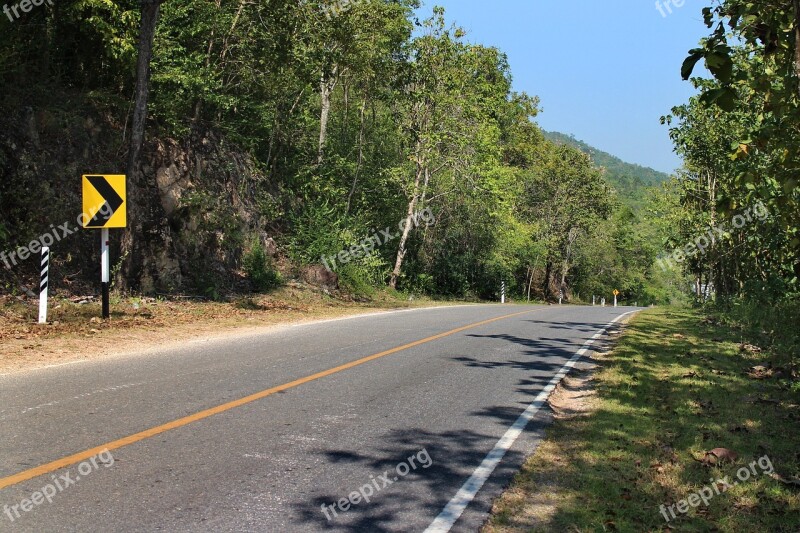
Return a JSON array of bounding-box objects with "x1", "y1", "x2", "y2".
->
[
  {"x1": 485, "y1": 307, "x2": 800, "y2": 532},
  {"x1": 657, "y1": 0, "x2": 800, "y2": 333},
  {"x1": 1, "y1": 2, "x2": 679, "y2": 306}
]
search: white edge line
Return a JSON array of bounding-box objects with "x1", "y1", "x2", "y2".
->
[
  {"x1": 283, "y1": 303, "x2": 492, "y2": 329},
  {"x1": 0, "y1": 358, "x2": 89, "y2": 377},
  {"x1": 424, "y1": 310, "x2": 639, "y2": 533}
]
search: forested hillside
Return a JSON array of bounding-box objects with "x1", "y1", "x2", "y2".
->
[
  {"x1": 544, "y1": 131, "x2": 669, "y2": 209},
  {"x1": 0, "y1": 1, "x2": 681, "y2": 305}
]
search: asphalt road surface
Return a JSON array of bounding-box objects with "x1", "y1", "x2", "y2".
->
[{"x1": 0, "y1": 304, "x2": 638, "y2": 532}]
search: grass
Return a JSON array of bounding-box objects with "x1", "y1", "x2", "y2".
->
[{"x1": 484, "y1": 306, "x2": 800, "y2": 532}]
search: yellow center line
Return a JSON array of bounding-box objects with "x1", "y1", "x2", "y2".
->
[{"x1": 0, "y1": 307, "x2": 539, "y2": 491}]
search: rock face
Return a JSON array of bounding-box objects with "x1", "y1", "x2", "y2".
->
[
  {"x1": 155, "y1": 161, "x2": 189, "y2": 216},
  {"x1": 302, "y1": 265, "x2": 339, "y2": 289},
  {"x1": 129, "y1": 134, "x2": 279, "y2": 294},
  {"x1": 0, "y1": 108, "x2": 279, "y2": 296}
]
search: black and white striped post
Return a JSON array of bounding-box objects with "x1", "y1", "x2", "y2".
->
[
  {"x1": 39, "y1": 247, "x2": 49, "y2": 324},
  {"x1": 501, "y1": 281, "x2": 506, "y2": 304}
]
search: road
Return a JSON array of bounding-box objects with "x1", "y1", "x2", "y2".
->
[{"x1": 0, "y1": 304, "x2": 637, "y2": 532}]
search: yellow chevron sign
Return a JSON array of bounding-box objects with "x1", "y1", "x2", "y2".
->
[{"x1": 82, "y1": 175, "x2": 126, "y2": 228}]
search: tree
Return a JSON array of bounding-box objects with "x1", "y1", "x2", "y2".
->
[
  {"x1": 120, "y1": 0, "x2": 164, "y2": 290},
  {"x1": 389, "y1": 9, "x2": 513, "y2": 289},
  {"x1": 519, "y1": 143, "x2": 614, "y2": 300}
]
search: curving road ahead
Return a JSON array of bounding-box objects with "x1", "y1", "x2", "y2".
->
[{"x1": 0, "y1": 304, "x2": 637, "y2": 532}]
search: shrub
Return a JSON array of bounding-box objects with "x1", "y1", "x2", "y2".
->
[{"x1": 243, "y1": 241, "x2": 282, "y2": 292}]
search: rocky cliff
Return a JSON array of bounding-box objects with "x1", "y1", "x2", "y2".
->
[{"x1": 0, "y1": 105, "x2": 280, "y2": 297}]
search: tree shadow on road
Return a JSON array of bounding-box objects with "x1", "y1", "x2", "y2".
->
[
  {"x1": 290, "y1": 320, "x2": 620, "y2": 531},
  {"x1": 292, "y1": 425, "x2": 532, "y2": 532}
]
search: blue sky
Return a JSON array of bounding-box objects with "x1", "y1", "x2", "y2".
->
[{"x1": 415, "y1": 1, "x2": 711, "y2": 174}]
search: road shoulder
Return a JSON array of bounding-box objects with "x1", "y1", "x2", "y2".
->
[
  {"x1": 0, "y1": 286, "x2": 462, "y2": 375},
  {"x1": 482, "y1": 307, "x2": 800, "y2": 531}
]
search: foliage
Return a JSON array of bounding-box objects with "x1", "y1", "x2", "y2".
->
[
  {"x1": 243, "y1": 240, "x2": 282, "y2": 293},
  {"x1": 286, "y1": 201, "x2": 345, "y2": 266},
  {"x1": 674, "y1": 1, "x2": 799, "y2": 298},
  {"x1": 663, "y1": 0, "x2": 800, "y2": 303},
  {"x1": 0, "y1": 1, "x2": 686, "y2": 303}
]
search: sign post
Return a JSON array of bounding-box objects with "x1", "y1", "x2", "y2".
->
[
  {"x1": 613, "y1": 289, "x2": 620, "y2": 307},
  {"x1": 82, "y1": 174, "x2": 126, "y2": 320},
  {"x1": 101, "y1": 228, "x2": 110, "y2": 319}
]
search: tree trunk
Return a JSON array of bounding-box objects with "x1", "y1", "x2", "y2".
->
[
  {"x1": 346, "y1": 92, "x2": 369, "y2": 214},
  {"x1": 219, "y1": 0, "x2": 246, "y2": 64},
  {"x1": 559, "y1": 227, "x2": 579, "y2": 298},
  {"x1": 317, "y1": 66, "x2": 338, "y2": 165},
  {"x1": 341, "y1": 81, "x2": 349, "y2": 146},
  {"x1": 119, "y1": 0, "x2": 161, "y2": 291},
  {"x1": 267, "y1": 89, "x2": 304, "y2": 180},
  {"x1": 389, "y1": 151, "x2": 424, "y2": 289},
  {"x1": 543, "y1": 260, "x2": 553, "y2": 301},
  {"x1": 526, "y1": 266, "x2": 534, "y2": 302},
  {"x1": 193, "y1": 0, "x2": 221, "y2": 124},
  {"x1": 193, "y1": 0, "x2": 245, "y2": 124},
  {"x1": 795, "y1": 0, "x2": 800, "y2": 98},
  {"x1": 126, "y1": 1, "x2": 160, "y2": 179},
  {"x1": 707, "y1": 170, "x2": 719, "y2": 298}
]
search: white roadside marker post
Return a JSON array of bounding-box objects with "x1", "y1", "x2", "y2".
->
[
  {"x1": 39, "y1": 247, "x2": 49, "y2": 324},
  {"x1": 101, "y1": 227, "x2": 110, "y2": 319},
  {"x1": 501, "y1": 281, "x2": 506, "y2": 304}
]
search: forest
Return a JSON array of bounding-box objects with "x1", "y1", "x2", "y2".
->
[{"x1": 0, "y1": 0, "x2": 795, "y2": 324}]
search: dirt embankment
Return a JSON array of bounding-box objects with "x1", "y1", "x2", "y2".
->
[{"x1": 0, "y1": 285, "x2": 443, "y2": 375}]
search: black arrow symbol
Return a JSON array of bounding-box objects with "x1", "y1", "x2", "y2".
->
[{"x1": 86, "y1": 176, "x2": 124, "y2": 227}]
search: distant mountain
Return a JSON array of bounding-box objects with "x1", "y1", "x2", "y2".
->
[{"x1": 543, "y1": 131, "x2": 670, "y2": 209}]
